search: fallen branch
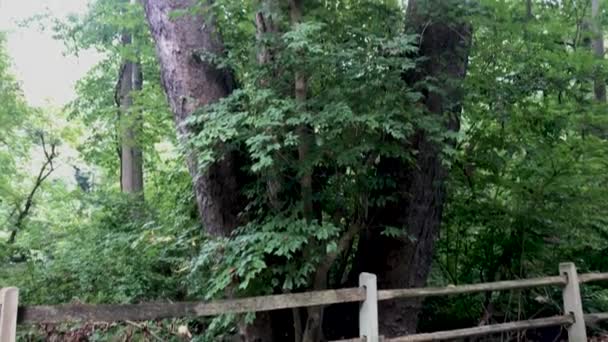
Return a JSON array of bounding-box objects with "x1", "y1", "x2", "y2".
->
[{"x1": 125, "y1": 320, "x2": 164, "y2": 342}]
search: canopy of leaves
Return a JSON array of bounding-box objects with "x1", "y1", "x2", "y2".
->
[{"x1": 2, "y1": 0, "x2": 608, "y2": 340}]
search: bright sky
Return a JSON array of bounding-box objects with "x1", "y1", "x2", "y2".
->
[
  {"x1": 0, "y1": 0, "x2": 101, "y2": 107},
  {"x1": 0, "y1": 1, "x2": 103, "y2": 184}
]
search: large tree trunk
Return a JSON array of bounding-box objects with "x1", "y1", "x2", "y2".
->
[
  {"x1": 356, "y1": 0, "x2": 472, "y2": 337},
  {"x1": 142, "y1": 0, "x2": 241, "y2": 237},
  {"x1": 143, "y1": 2, "x2": 272, "y2": 341}
]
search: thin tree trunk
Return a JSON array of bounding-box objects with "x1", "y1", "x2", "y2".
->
[
  {"x1": 253, "y1": 3, "x2": 298, "y2": 341},
  {"x1": 295, "y1": 78, "x2": 314, "y2": 222},
  {"x1": 303, "y1": 223, "x2": 362, "y2": 342},
  {"x1": 289, "y1": 0, "x2": 314, "y2": 224},
  {"x1": 592, "y1": 0, "x2": 606, "y2": 102},
  {"x1": 356, "y1": 0, "x2": 472, "y2": 337},
  {"x1": 286, "y1": 1, "x2": 323, "y2": 340},
  {"x1": 7, "y1": 133, "x2": 57, "y2": 244},
  {"x1": 142, "y1": 0, "x2": 241, "y2": 237},
  {"x1": 256, "y1": 0, "x2": 284, "y2": 212},
  {"x1": 117, "y1": 0, "x2": 144, "y2": 195},
  {"x1": 582, "y1": 0, "x2": 607, "y2": 138},
  {"x1": 122, "y1": 59, "x2": 144, "y2": 194},
  {"x1": 117, "y1": 56, "x2": 144, "y2": 194}
]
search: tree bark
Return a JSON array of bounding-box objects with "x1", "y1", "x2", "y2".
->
[
  {"x1": 116, "y1": 32, "x2": 144, "y2": 194},
  {"x1": 143, "y1": 1, "x2": 273, "y2": 341},
  {"x1": 142, "y1": 0, "x2": 241, "y2": 237},
  {"x1": 289, "y1": 0, "x2": 314, "y2": 224},
  {"x1": 286, "y1": 1, "x2": 324, "y2": 340},
  {"x1": 356, "y1": 0, "x2": 472, "y2": 337},
  {"x1": 122, "y1": 59, "x2": 144, "y2": 194},
  {"x1": 592, "y1": 0, "x2": 606, "y2": 102},
  {"x1": 256, "y1": 0, "x2": 285, "y2": 212}
]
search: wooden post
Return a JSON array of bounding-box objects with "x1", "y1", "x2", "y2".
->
[
  {"x1": 359, "y1": 273, "x2": 379, "y2": 342},
  {"x1": 0, "y1": 287, "x2": 19, "y2": 342},
  {"x1": 560, "y1": 263, "x2": 587, "y2": 342}
]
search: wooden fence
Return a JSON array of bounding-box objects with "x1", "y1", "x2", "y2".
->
[{"x1": 2, "y1": 262, "x2": 608, "y2": 342}]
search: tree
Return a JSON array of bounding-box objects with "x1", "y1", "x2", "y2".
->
[
  {"x1": 142, "y1": 5, "x2": 269, "y2": 339},
  {"x1": 0, "y1": 33, "x2": 29, "y2": 212},
  {"x1": 57, "y1": 0, "x2": 174, "y2": 195},
  {"x1": 429, "y1": 0, "x2": 608, "y2": 332},
  {"x1": 0, "y1": 35, "x2": 60, "y2": 245},
  {"x1": 6, "y1": 0, "x2": 608, "y2": 340},
  {"x1": 592, "y1": 0, "x2": 606, "y2": 103},
  {"x1": 354, "y1": 0, "x2": 472, "y2": 335},
  {"x1": 143, "y1": 0, "x2": 472, "y2": 339},
  {"x1": 142, "y1": 0, "x2": 241, "y2": 238},
  {"x1": 117, "y1": 0, "x2": 144, "y2": 194},
  {"x1": 289, "y1": 0, "x2": 314, "y2": 226},
  {"x1": 7, "y1": 131, "x2": 58, "y2": 244}
]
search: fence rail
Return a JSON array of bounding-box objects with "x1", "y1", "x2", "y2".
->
[
  {"x1": 377, "y1": 275, "x2": 566, "y2": 301},
  {"x1": 2, "y1": 262, "x2": 608, "y2": 342},
  {"x1": 17, "y1": 287, "x2": 366, "y2": 324},
  {"x1": 387, "y1": 315, "x2": 575, "y2": 342}
]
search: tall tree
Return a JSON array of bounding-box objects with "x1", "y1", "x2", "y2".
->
[
  {"x1": 146, "y1": 0, "x2": 470, "y2": 339},
  {"x1": 255, "y1": 0, "x2": 284, "y2": 213},
  {"x1": 180, "y1": 0, "x2": 456, "y2": 339},
  {"x1": 289, "y1": 0, "x2": 314, "y2": 224},
  {"x1": 142, "y1": 0, "x2": 241, "y2": 237},
  {"x1": 239, "y1": 1, "x2": 286, "y2": 341},
  {"x1": 356, "y1": 0, "x2": 472, "y2": 336},
  {"x1": 117, "y1": 0, "x2": 144, "y2": 194},
  {"x1": 592, "y1": 0, "x2": 606, "y2": 102},
  {"x1": 142, "y1": 2, "x2": 272, "y2": 340},
  {"x1": 57, "y1": 0, "x2": 176, "y2": 197}
]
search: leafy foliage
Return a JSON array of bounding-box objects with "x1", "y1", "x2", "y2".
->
[
  {"x1": 185, "y1": 0, "x2": 421, "y2": 301},
  {"x1": 430, "y1": 0, "x2": 608, "y2": 331},
  {"x1": 0, "y1": 33, "x2": 31, "y2": 228},
  {"x1": 2, "y1": 0, "x2": 608, "y2": 340}
]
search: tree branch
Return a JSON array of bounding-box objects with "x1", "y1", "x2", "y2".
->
[
  {"x1": 7, "y1": 133, "x2": 58, "y2": 244},
  {"x1": 302, "y1": 223, "x2": 363, "y2": 342}
]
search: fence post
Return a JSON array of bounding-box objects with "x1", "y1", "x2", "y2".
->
[
  {"x1": 359, "y1": 273, "x2": 379, "y2": 342},
  {"x1": 560, "y1": 263, "x2": 587, "y2": 342},
  {"x1": 0, "y1": 287, "x2": 19, "y2": 342}
]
